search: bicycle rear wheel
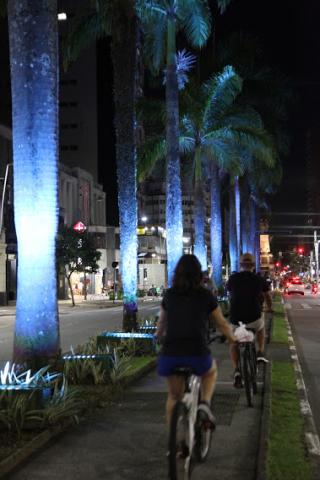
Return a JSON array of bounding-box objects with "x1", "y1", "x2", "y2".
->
[
  {"x1": 250, "y1": 346, "x2": 258, "y2": 394},
  {"x1": 168, "y1": 401, "x2": 190, "y2": 480},
  {"x1": 242, "y1": 348, "x2": 253, "y2": 407}
]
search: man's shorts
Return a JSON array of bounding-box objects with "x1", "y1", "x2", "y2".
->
[
  {"x1": 233, "y1": 316, "x2": 265, "y2": 332},
  {"x1": 157, "y1": 354, "x2": 214, "y2": 377}
]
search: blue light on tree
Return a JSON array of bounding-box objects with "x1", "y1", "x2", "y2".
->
[
  {"x1": 8, "y1": 0, "x2": 60, "y2": 363},
  {"x1": 210, "y1": 165, "x2": 222, "y2": 288},
  {"x1": 166, "y1": 175, "x2": 183, "y2": 286},
  {"x1": 194, "y1": 180, "x2": 207, "y2": 272}
]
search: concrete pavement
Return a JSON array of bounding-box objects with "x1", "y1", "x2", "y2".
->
[{"x1": 5, "y1": 335, "x2": 266, "y2": 480}]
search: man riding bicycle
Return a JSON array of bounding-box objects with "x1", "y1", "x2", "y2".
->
[{"x1": 227, "y1": 253, "x2": 272, "y2": 388}]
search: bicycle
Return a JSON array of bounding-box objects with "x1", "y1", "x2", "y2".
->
[
  {"x1": 237, "y1": 332, "x2": 258, "y2": 407},
  {"x1": 168, "y1": 367, "x2": 214, "y2": 480}
]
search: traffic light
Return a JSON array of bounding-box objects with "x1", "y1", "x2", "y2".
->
[
  {"x1": 275, "y1": 261, "x2": 281, "y2": 268},
  {"x1": 297, "y1": 247, "x2": 304, "y2": 254}
]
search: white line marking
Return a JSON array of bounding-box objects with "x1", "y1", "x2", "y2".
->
[
  {"x1": 300, "y1": 399, "x2": 313, "y2": 416},
  {"x1": 285, "y1": 312, "x2": 320, "y2": 457},
  {"x1": 305, "y1": 433, "x2": 320, "y2": 456},
  {"x1": 284, "y1": 303, "x2": 292, "y2": 309},
  {"x1": 301, "y1": 303, "x2": 312, "y2": 309}
]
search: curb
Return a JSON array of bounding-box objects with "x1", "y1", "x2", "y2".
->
[
  {"x1": 256, "y1": 362, "x2": 271, "y2": 480},
  {"x1": 256, "y1": 310, "x2": 272, "y2": 480},
  {"x1": 0, "y1": 358, "x2": 157, "y2": 478},
  {"x1": 0, "y1": 420, "x2": 74, "y2": 479},
  {"x1": 285, "y1": 314, "x2": 320, "y2": 480}
]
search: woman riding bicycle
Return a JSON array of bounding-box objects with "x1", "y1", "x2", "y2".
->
[{"x1": 156, "y1": 254, "x2": 236, "y2": 425}]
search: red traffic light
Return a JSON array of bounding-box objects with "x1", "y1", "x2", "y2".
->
[
  {"x1": 73, "y1": 221, "x2": 86, "y2": 233},
  {"x1": 275, "y1": 261, "x2": 281, "y2": 267},
  {"x1": 297, "y1": 247, "x2": 304, "y2": 254}
]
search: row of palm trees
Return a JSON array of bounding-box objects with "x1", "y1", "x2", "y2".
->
[{"x1": 4, "y1": 0, "x2": 288, "y2": 364}]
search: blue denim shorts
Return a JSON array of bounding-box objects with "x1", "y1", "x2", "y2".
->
[{"x1": 157, "y1": 354, "x2": 213, "y2": 377}]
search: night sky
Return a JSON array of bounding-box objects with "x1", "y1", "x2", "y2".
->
[{"x1": 101, "y1": 0, "x2": 320, "y2": 242}]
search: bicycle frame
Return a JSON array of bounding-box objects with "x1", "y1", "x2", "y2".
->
[{"x1": 183, "y1": 374, "x2": 201, "y2": 455}]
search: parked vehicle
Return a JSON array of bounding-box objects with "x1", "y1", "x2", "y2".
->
[{"x1": 285, "y1": 278, "x2": 304, "y2": 295}]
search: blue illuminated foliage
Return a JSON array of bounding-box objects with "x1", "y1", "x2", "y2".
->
[{"x1": 8, "y1": 0, "x2": 60, "y2": 362}]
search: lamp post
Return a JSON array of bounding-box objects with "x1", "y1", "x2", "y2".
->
[{"x1": 0, "y1": 163, "x2": 13, "y2": 236}]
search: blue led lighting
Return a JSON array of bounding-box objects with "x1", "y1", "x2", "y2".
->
[
  {"x1": 8, "y1": 0, "x2": 60, "y2": 359},
  {"x1": 100, "y1": 332, "x2": 154, "y2": 339},
  {"x1": 63, "y1": 354, "x2": 114, "y2": 360}
]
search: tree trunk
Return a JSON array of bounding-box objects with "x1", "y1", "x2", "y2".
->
[
  {"x1": 241, "y1": 185, "x2": 250, "y2": 253},
  {"x1": 210, "y1": 164, "x2": 222, "y2": 288},
  {"x1": 193, "y1": 148, "x2": 207, "y2": 271},
  {"x1": 67, "y1": 274, "x2": 75, "y2": 307},
  {"x1": 165, "y1": 16, "x2": 183, "y2": 286},
  {"x1": 249, "y1": 194, "x2": 256, "y2": 255},
  {"x1": 229, "y1": 188, "x2": 238, "y2": 273},
  {"x1": 234, "y1": 176, "x2": 241, "y2": 270},
  {"x1": 8, "y1": 0, "x2": 60, "y2": 366},
  {"x1": 111, "y1": 3, "x2": 138, "y2": 332},
  {"x1": 83, "y1": 271, "x2": 87, "y2": 300}
]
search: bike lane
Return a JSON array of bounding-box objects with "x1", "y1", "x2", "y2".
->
[{"x1": 6, "y1": 338, "x2": 264, "y2": 480}]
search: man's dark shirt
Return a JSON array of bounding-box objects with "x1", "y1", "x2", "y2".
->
[
  {"x1": 161, "y1": 287, "x2": 218, "y2": 356},
  {"x1": 227, "y1": 271, "x2": 269, "y2": 325}
]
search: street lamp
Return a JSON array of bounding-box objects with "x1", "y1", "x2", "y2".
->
[
  {"x1": 141, "y1": 216, "x2": 148, "y2": 223},
  {"x1": 0, "y1": 163, "x2": 13, "y2": 236}
]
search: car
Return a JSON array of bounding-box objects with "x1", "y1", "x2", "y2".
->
[{"x1": 285, "y1": 278, "x2": 305, "y2": 295}]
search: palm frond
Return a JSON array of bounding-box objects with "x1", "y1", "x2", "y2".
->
[
  {"x1": 217, "y1": 105, "x2": 264, "y2": 130},
  {"x1": 137, "y1": 138, "x2": 166, "y2": 182},
  {"x1": 63, "y1": 5, "x2": 111, "y2": 71},
  {"x1": 178, "y1": 0, "x2": 212, "y2": 48},
  {"x1": 217, "y1": 0, "x2": 234, "y2": 14},
  {"x1": 0, "y1": 0, "x2": 6, "y2": 17},
  {"x1": 203, "y1": 66, "x2": 243, "y2": 128},
  {"x1": 136, "y1": 0, "x2": 167, "y2": 72},
  {"x1": 179, "y1": 135, "x2": 195, "y2": 154}
]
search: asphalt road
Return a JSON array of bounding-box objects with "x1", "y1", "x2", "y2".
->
[
  {"x1": 0, "y1": 301, "x2": 160, "y2": 366},
  {"x1": 284, "y1": 292, "x2": 320, "y2": 437}
]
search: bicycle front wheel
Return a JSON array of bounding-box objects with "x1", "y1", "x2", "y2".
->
[{"x1": 168, "y1": 401, "x2": 190, "y2": 480}]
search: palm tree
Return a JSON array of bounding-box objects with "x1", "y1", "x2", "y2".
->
[
  {"x1": 180, "y1": 67, "x2": 275, "y2": 286},
  {"x1": 136, "y1": 0, "x2": 211, "y2": 285},
  {"x1": 139, "y1": 66, "x2": 275, "y2": 288},
  {"x1": 64, "y1": 1, "x2": 139, "y2": 331},
  {"x1": 7, "y1": 0, "x2": 60, "y2": 365}
]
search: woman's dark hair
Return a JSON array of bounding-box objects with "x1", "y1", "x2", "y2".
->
[{"x1": 172, "y1": 254, "x2": 203, "y2": 293}]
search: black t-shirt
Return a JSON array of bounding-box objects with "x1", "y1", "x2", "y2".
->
[
  {"x1": 161, "y1": 287, "x2": 218, "y2": 356},
  {"x1": 227, "y1": 271, "x2": 270, "y2": 325}
]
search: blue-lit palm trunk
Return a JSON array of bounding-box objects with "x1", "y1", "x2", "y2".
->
[
  {"x1": 229, "y1": 188, "x2": 238, "y2": 273},
  {"x1": 241, "y1": 190, "x2": 250, "y2": 253},
  {"x1": 234, "y1": 176, "x2": 241, "y2": 270},
  {"x1": 166, "y1": 16, "x2": 183, "y2": 286},
  {"x1": 210, "y1": 165, "x2": 222, "y2": 288},
  {"x1": 112, "y1": 6, "x2": 138, "y2": 331},
  {"x1": 249, "y1": 195, "x2": 256, "y2": 256},
  {"x1": 193, "y1": 149, "x2": 207, "y2": 271},
  {"x1": 8, "y1": 0, "x2": 60, "y2": 365}
]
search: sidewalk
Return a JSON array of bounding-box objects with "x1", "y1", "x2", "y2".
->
[{"x1": 5, "y1": 337, "x2": 267, "y2": 480}]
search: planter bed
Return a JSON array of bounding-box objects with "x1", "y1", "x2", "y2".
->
[{"x1": 97, "y1": 332, "x2": 156, "y2": 355}]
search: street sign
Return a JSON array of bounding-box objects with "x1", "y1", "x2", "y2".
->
[{"x1": 73, "y1": 221, "x2": 86, "y2": 233}]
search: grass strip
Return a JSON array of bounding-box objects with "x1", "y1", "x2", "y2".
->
[
  {"x1": 271, "y1": 300, "x2": 288, "y2": 344},
  {"x1": 126, "y1": 356, "x2": 155, "y2": 376},
  {"x1": 267, "y1": 361, "x2": 312, "y2": 480}
]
